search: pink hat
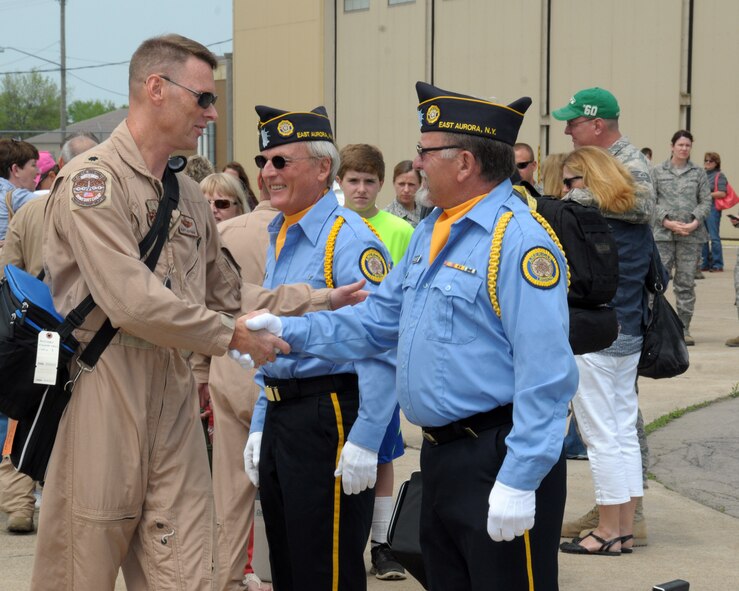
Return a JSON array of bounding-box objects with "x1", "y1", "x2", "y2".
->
[{"x1": 34, "y1": 151, "x2": 57, "y2": 186}]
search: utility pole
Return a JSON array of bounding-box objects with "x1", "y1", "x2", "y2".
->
[{"x1": 60, "y1": 0, "x2": 67, "y2": 140}]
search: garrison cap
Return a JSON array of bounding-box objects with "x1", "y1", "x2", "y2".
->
[
  {"x1": 552, "y1": 87, "x2": 620, "y2": 121},
  {"x1": 415, "y1": 81, "x2": 532, "y2": 146},
  {"x1": 255, "y1": 105, "x2": 334, "y2": 151}
]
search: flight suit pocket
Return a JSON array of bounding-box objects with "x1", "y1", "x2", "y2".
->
[
  {"x1": 146, "y1": 516, "x2": 186, "y2": 590},
  {"x1": 424, "y1": 268, "x2": 482, "y2": 344}
]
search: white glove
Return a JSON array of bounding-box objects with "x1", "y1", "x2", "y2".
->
[
  {"x1": 334, "y1": 441, "x2": 377, "y2": 495},
  {"x1": 246, "y1": 313, "x2": 283, "y2": 337},
  {"x1": 244, "y1": 432, "x2": 263, "y2": 487},
  {"x1": 229, "y1": 349, "x2": 254, "y2": 369},
  {"x1": 487, "y1": 481, "x2": 536, "y2": 542}
]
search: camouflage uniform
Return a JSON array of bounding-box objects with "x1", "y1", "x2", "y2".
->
[
  {"x1": 609, "y1": 136, "x2": 655, "y2": 481},
  {"x1": 608, "y1": 136, "x2": 655, "y2": 224},
  {"x1": 651, "y1": 159, "x2": 712, "y2": 333}
]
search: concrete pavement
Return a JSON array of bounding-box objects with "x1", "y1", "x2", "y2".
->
[{"x1": 2, "y1": 245, "x2": 738, "y2": 590}]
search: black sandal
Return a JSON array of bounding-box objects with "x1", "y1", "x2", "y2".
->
[
  {"x1": 619, "y1": 534, "x2": 634, "y2": 554},
  {"x1": 559, "y1": 531, "x2": 622, "y2": 556}
]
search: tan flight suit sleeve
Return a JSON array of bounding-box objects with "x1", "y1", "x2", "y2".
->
[{"x1": 53, "y1": 167, "x2": 234, "y2": 358}]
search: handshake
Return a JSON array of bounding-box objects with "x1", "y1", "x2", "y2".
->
[{"x1": 228, "y1": 311, "x2": 288, "y2": 369}]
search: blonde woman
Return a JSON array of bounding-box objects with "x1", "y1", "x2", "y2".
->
[
  {"x1": 559, "y1": 146, "x2": 651, "y2": 556},
  {"x1": 540, "y1": 153, "x2": 568, "y2": 197},
  {"x1": 200, "y1": 172, "x2": 249, "y2": 223}
]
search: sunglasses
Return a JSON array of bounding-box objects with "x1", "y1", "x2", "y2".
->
[
  {"x1": 208, "y1": 198, "x2": 237, "y2": 210},
  {"x1": 415, "y1": 144, "x2": 463, "y2": 156},
  {"x1": 516, "y1": 160, "x2": 534, "y2": 169},
  {"x1": 563, "y1": 176, "x2": 583, "y2": 189},
  {"x1": 704, "y1": 159, "x2": 715, "y2": 163},
  {"x1": 160, "y1": 75, "x2": 217, "y2": 109},
  {"x1": 254, "y1": 154, "x2": 316, "y2": 169}
]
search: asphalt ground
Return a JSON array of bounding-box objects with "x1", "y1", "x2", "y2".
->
[{"x1": 3, "y1": 244, "x2": 738, "y2": 590}]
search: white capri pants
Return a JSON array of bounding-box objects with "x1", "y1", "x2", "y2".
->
[{"x1": 572, "y1": 352, "x2": 644, "y2": 505}]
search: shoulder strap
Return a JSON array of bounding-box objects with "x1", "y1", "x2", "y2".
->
[
  {"x1": 5, "y1": 189, "x2": 14, "y2": 223},
  {"x1": 714, "y1": 173, "x2": 719, "y2": 192},
  {"x1": 61, "y1": 160, "x2": 182, "y2": 372}
]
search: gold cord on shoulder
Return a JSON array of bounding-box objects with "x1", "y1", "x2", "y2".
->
[
  {"x1": 324, "y1": 216, "x2": 345, "y2": 288},
  {"x1": 487, "y1": 210, "x2": 570, "y2": 318}
]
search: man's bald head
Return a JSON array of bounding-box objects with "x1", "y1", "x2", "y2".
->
[{"x1": 59, "y1": 133, "x2": 99, "y2": 168}]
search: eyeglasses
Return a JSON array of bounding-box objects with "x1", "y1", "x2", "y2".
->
[
  {"x1": 208, "y1": 198, "x2": 237, "y2": 210},
  {"x1": 159, "y1": 75, "x2": 217, "y2": 109},
  {"x1": 516, "y1": 160, "x2": 534, "y2": 169},
  {"x1": 416, "y1": 144, "x2": 463, "y2": 156},
  {"x1": 254, "y1": 154, "x2": 315, "y2": 170},
  {"x1": 562, "y1": 176, "x2": 583, "y2": 189},
  {"x1": 565, "y1": 118, "x2": 596, "y2": 129}
]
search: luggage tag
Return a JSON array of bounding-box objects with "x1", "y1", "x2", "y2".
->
[{"x1": 34, "y1": 331, "x2": 60, "y2": 385}]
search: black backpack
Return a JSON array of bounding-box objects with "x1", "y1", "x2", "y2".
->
[{"x1": 533, "y1": 195, "x2": 620, "y2": 308}]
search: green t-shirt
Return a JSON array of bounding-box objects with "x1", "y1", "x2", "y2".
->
[{"x1": 367, "y1": 210, "x2": 414, "y2": 265}]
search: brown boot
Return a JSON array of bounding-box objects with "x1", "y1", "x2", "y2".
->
[
  {"x1": 561, "y1": 505, "x2": 599, "y2": 538},
  {"x1": 7, "y1": 513, "x2": 34, "y2": 534},
  {"x1": 726, "y1": 336, "x2": 739, "y2": 347}
]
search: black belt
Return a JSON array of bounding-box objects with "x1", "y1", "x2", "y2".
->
[
  {"x1": 263, "y1": 373, "x2": 358, "y2": 403},
  {"x1": 422, "y1": 404, "x2": 513, "y2": 446}
]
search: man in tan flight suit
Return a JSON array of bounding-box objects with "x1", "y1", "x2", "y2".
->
[{"x1": 31, "y1": 35, "x2": 287, "y2": 591}]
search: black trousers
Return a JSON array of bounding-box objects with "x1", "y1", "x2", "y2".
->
[
  {"x1": 419, "y1": 423, "x2": 567, "y2": 591},
  {"x1": 259, "y1": 387, "x2": 374, "y2": 591}
]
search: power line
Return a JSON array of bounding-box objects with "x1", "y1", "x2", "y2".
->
[{"x1": 0, "y1": 59, "x2": 129, "y2": 76}]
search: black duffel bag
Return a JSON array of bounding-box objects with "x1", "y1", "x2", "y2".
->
[
  {"x1": 0, "y1": 264, "x2": 80, "y2": 420},
  {"x1": 387, "y1": 471, "x2": 428, "y2": 589}
]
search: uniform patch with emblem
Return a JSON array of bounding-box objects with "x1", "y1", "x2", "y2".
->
[
  {"x1": 277, "y1": 119, "x2": 294, "y2": 137},
  {"x1": 359, "y1": 248, "x2": 389, "y2": 284},
  {"x1": 145, "y1": 199, "x2": 159, "y2": 225},
  {"x1": 426, "y1": 104, "x2": 441, "y2": 125},
  {"x1": 521, "y1": 247, "x2": 560, "y2": 289},
  {"x1": 70, "y1": 168, "x2": 109, "y2": 209},
  {"x1": 178, "y1": 214, "x2": 199, "y2": 238}
]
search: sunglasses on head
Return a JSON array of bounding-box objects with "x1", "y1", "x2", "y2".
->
[
  {"x1": 254, "y1": 154, "x2": 316, "y2": 170},
  {"x1": 208, "y1": 198, "x2": 237, "y2": 210},
  {"x1": 159, "y1": 75, "x2": 217, "y2": 109},
  {"x1": 563, "y1": 176, "x2": 583, "y2": 189},
  {"x1": 516, "y1": 160, "x2": 534, "y2": 169}
]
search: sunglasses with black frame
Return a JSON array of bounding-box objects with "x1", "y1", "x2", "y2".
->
[
  {"x1": 516, "y1": 160, "x2": 534, "y2": 169},
  {"x1": 159, "y1": 75, "x2": 217, "y2": 109},
  {"x1": 254, "y1": 154, "x2": 317, "y2": 170},
  {"x1": 563, "y1": 175, "x2": 583, "y2": 189},
  {"x1": 207, "y1": 198, "x2": 238, "y2": 210}
]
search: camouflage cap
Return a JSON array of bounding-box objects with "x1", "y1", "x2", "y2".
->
[{"x1": 552, "y1": 87, "x2": 620, "y2": 121}]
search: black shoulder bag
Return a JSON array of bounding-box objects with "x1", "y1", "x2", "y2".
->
[
  {"x1": 637, "y1": 242, "x2": 689, "y2": 379},
  {"x1": 1, "y1": 157, "x2": 184, "y2": 480}
]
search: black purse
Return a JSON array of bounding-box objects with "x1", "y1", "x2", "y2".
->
[
  {"x1": 1, "y1": 158, "x2": 184, "y2": 480},
  {"x1": 637, "y1": 245, "x2": 689, "y2": 379}
]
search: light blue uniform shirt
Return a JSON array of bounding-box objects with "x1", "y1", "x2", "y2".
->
[
  {"x1": 281, "y1": 180, "x2": 578, "y2": 490},
  {"x1": 0, "y1": 178, "x2": 38, "y2": 240},
  {"x1": 251, "y1": 191, "x2": 397, "y2": 453}
]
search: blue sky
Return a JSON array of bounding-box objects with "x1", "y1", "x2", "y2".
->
[{"x1": 0, "y1": 0, "x2": 232, "y2": 106}]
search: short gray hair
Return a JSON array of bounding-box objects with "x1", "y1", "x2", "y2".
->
[
  {"x1": 305, "y1": 141, "x2": 340, "y2": 187},
  {"x1": 60, "y1": 133, "x2": 99, "y2": 164},
  {"x1": 438, "y1": 132, "x2": 514, "y2": 183}
]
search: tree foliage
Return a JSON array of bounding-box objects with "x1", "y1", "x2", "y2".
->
[
  {"x1": 67, "y1": 99, "x2": 118, "y2": 124},
  {"x1": 0, "y1": 71, "x2": 60, "y2": 133}
]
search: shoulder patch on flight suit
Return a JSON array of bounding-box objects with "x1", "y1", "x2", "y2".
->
[
  {"x1": 178, "y1": 214, "x2": 199, "y2": 238},
  {"x1": 520, "y1": 246, "x2": 560, "y2": 289},
  {"x1": 69, "y1": 168, "x2": 111, "y2": 210},
  {"x1": 359, "y1": 247, "x2": 389, "y2": 284}
]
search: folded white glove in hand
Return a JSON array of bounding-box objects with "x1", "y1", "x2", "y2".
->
[
  {"x1": 246, "y1": 313, "x2": 283, "y2": 337},
  {"x1": 243, "y1": 432, "x2": 263, "y2": 487},
  {"x1": 229, "y1": 349, "x2": 254, "y2": 369},
  {"x1": 334, "y1": 441, "x2": 377, "y2": 495},
  {"x1": 487, "y1": 481, "x2": 536, "y2": 542}
]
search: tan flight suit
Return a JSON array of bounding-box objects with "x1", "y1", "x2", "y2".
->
[
  {"x1": 211, "y1": 201, "x2": 331, "y2": 591},
  {"x1": 31, "y1": 121, "x2": 241, "y2": 591},
  {"x1": 0, "y1": 194, "x2": 47, "y2": 528}
]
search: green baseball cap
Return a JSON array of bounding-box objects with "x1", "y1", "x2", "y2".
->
[{"x1": 552, "y1": 87, "x2": 620, "y2": 121}]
